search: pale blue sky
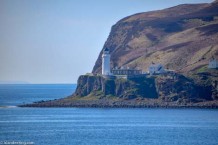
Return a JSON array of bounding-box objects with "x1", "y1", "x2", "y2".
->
[{"x1": 0, "y1": 0, "x2": 213, "y2": 84}]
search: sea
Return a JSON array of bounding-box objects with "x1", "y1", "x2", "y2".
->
[{"x1": 0, "y1": 84, "x2": 218, "y2": 145}]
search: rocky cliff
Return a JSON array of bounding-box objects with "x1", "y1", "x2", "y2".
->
[
  {"x1": 21, "y1": 73, "x2": 218, "y2": 108},
  {"x1": 73, "y1": 74, "x2": 214, "y2": 102},
  {"x1": 74, "y1": 75, "x2": 158, "y2": 99}
]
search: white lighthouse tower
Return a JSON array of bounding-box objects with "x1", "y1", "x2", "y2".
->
[{"x1": 102, "y1": 48, "x2": 111, "y2": 75}]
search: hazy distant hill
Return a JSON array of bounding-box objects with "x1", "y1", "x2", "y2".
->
[{"x1": 92, "y1": 0, "x2": 218, "y2": 76}]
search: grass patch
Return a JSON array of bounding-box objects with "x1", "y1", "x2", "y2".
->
[{"x1": 196, "y1": 66, "x2": 208, "y2": 73}]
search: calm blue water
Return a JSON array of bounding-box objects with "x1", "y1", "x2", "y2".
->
[
  {"x1": 0, "y1": 85, "x2": 218, "y2": 145},
  {"x1": 0, "y1": 84, "x2": 76, "y2": 106}
]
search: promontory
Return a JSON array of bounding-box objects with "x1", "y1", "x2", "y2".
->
[{"x1": 20, "y1": 0, "x2": 218, "y2": 108}]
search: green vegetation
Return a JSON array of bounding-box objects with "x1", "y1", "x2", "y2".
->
[{"x1": 196, "y1": 66, "x2": 208, "y2": 73}]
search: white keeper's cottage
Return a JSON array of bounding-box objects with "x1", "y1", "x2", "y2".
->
[
  {"x1": 148, "y1": 63, "x2": 165, "y2": 75},
  {"x1": 208, "y1": 58, "x2": 218, "y2": 69}
]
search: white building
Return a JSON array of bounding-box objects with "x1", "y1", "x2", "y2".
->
[
  {"x1": 208, "y1": 58, "x2": 218, "y2": 69},
  {"x1": 102, "y1": 48, "x2": 111, "y2": 75},
  {"x1": 148, "y1": 63, "x2": 165, "y2": 75}
]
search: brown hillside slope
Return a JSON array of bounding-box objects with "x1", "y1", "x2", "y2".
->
[{"x1": 92, "y1": 1, "x2": 218, "y2": 75}]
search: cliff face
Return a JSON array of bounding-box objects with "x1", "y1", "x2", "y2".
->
[
  {"x1": 73, "y1": 74, "x2": 214, "y2": 104},
  {"x1": 155, "y1": 74, "x2": 213, "y2": 102},
  {"x1": 21, "y1": 72, "x2": 218, "y2": 108},
  {"x1": 74, "y1": 75, "x2": 103, "y2": 96},
  {"x1": 92, "y1": 1, "x2": 218, "y2": 76},
  {"x1": 74, "y1": 75, "x2": 158, "y2": 99}
]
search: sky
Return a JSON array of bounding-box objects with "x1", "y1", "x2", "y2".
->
[{"x1": 0, "y1": 0, "x2": 214, "y2": 84}]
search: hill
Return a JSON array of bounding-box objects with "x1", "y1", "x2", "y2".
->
[{"x1": 92, "y1": 1, "x2": 218, "y2": 77}]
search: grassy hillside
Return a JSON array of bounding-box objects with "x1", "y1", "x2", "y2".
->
[{"x1": 92, "y1": 1, "x2": 218, "y2": 76}]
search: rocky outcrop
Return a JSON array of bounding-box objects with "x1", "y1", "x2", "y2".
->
[
  {"x1": 73, "y1": 74, "x2": 213, "y2": 102},
  {"x1": 155, "y1": 74, "x2": 213, "y2": 103},
  {"x1": 21, "y1": 73, "x2": 218, "y2": 108},
  {"x1": 74, "y1": 75, "x2": 103, "y2": 96},
  {"x1": 73, "y1": 75, "x2": 158, "y2": 99}
]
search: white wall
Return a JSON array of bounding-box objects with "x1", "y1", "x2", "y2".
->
[
  {"x1": 102, "y1": 52, "x2": 111, "y2": 75},
  {"x1": 148, "y1": 64, "x2": 165, "y2": 74},
  {"x1": 208, "y1": 60, "x2": 218, "y2": 69}
]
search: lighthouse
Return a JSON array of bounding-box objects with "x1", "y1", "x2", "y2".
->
[{"x1": 102, "y1": 48, "x2": 111, "y2": 75}]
